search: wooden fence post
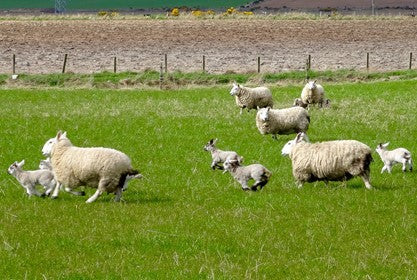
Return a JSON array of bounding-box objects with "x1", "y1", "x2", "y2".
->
[
  {"x1": 409, "y1": 52, "x2": 413, "y2": 70},
  {"x1": 12, "y1": 54, "x2": 16, "y2": 74},
  {"x1": 164, "y1": 54, "x2": 168, "y2": 73},
  {"x1": 159, "y1": 63, "x2": 163, "y2": 89},
  {"x1": 62, "y1": 53, "x2": 68, "y2": 73},
  {"x1": 257, "y1": 56, "x2": 261, "y2": 73},
  {"x1": 113, "y1": 56, "x2": 117, "y2": 73},
  {"x1": 202, "y1": 55, "x2": 206, "y2": 72},
  {"x1": 307, "y1": 54, "x2": 311, "y2": 71},
  {"x1": 366, "y1": 52, "x2": 370, "y2": 70}
]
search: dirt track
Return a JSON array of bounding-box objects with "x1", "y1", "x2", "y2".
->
[{"x1": 0, "y1": 19, "x2": 416, "y2": 74}]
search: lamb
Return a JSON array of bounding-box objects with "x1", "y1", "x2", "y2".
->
[
  {"x1": 229, "y1": 82, "x2": 274, "y2": 114},
  {"x1": 293, "y1": 98, "x2": 308, "y2": 109},
  {"x1": 256, "y1": 106, "x2": 310, "y2": 139},
  {"x1": 203, "y1": 138, "x2": 243, "y2": 171},
  {"x1": 7, "y1": 160, "x2": 56, "y2": 197},
  {"x1": 41, "y1": 131, "x2": 142, "y2": 203},
  {"x1": 300, "y1": 80, "x2": 329, "y2": 108},
  {"x1": 375, "y1": 142, "x2": 413, "y2": 173},
  {"x1": 223, "y1": 159, "x2": 271, "y2": 191},
  {"x1": 281, "y1": 132, "x2": 373, "y2": 189}
]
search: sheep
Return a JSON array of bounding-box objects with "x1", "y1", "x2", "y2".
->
[
  {"x1": 375, "y1": 142, "x2": 413, "y2": 173},
  {"x1": 300, "y1": 80, "x2": 329, "y2": 108},
  {"x1": 203, "y1": 138, "x2": 243, "y2": 171},
  {"x1": 256, "y1": 106, "x2": 310, "y2": 139},
  {"x1": 41, "y1": 131, "x2": 142, "y2": 203},
  {"x1": 223, "y1": 159, "x2": 271, "y2": 191},
  {"x1": 281, "y1": 132, "x2": 373, "y2": 189},
  {"x1": 229, "y1": 82, "x2": 274, "y2": 114},
  {"x1": 293, "y1": 98, "x2": 308, "y2": 109},
  {"x1": 7, "y1": 160, "x2": 56, "y2": 197}
]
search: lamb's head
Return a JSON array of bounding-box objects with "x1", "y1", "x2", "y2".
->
[
  {"x1": 203, "y1": 138, "x2": 217, "y2": 152},
  {"x1": 39, "y1": 159, "x2": 52, "y2": 170},
  {"x1": 223, "y1": 159, "x2": 239, "y2": 173},
  {"x1": 258, "y1": 107, "x2": 271, "y2": 122},
  {"x1": 42, "y1": 131, "x2": 68, "y2": 157},
  {"x1": 375, "y1": 142, "x2": 390, "y2": 155},
  {"x1": 293, "y1": 98, "x2": 308, "y2": 108},
  {"x1": 7, "y1": 160, "x2": 25, "y2": 176},
  {"x1": 306, "y1": 80, "x2": 317, "y2": 90},
  {"x1": 229, "y1": 82, "x2": 241, "y2": 96},
  {"x1": 281, "y1": 132, "x2": 310, "y2": 156}
]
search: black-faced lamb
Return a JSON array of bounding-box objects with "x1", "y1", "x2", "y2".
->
[
  {"x1": 41, "y1": 131, "x2": 142, "y2": 203},
  {"x1": 7, "y1": 160, "x2": 56, "y2": 197},
  {"x1": 256, "y1": 106, "x2": 310, "y2": 139},
  {"x1": 229, "y1": 82, "x2": 274, "y2": 114},
  {"x1": 281, "y1": 132, "x2": 373, "y2": 189},
  {"x1": 375, "y1": 142, "x2": 413, "y2": 173},
  {"x1": 203, "y1": 138, "x2": 243, "y2": 171},
  {"x1": 223, "y1": 159, "x2": 271, "y2": 191},
  {"x1": 300, "y1": 80, "x2": 329, "y2": 108}
]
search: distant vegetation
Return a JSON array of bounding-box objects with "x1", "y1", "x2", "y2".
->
[{"x1": 0, "y1": 0, "x2": 251, "y2": 10}]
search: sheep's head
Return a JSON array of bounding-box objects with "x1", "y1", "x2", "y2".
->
[
  {"x1": 281, "y1": 132, "x2": 309, "y2": 156},
  {"x1": 42, "y1": 131, "x2": 67, "y2": 157},
  {"x1": 258, "y1": 107, "x2": 271, "y2": 121},
  {"x1": 39, "y1": 159, "x2": 52, "y2": 170},
  {"x1": 229, "y1": 82, "x2": 241, "y2": 96},
  {"x1": 293, "y1": 98, "x2": 308, "y2": 108},
  {"x1": 7, "y1": 160, "x2": 25, "y2": 175},
  {"x1": 376, "y1": 142, "x2": 390, "y2": 154},
  {"x1": 306, "y1": 80, "x2": 317, "y2": 90},
  {"x1": 223, "y1": 159, "x2": 239, "y2": 172},
  {"x1": 203, "y1": 138, "x2": 217, "y2": 152}
]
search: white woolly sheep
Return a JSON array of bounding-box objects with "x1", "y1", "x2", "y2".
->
[
  {"x1": 204, "y1": 138, "x2": 243, "y2": 171},
  {"x1": 223, "y1": 159, "x2": 271, "y2": 191},
  {"x1": 229, "y1": 82, "x2": 274, "y2": 114},
  {"x1": 375, "y1": 142, "x2": 413, "y2": 173},
  {"x1": 7, "y1": 160, "x2": 56, "y2": 197},
  {"x1": 256, "y1": 106, "x2": 310, "y2": 139},
  {"x1": 300, "y1": 80, "x2": 329, "y2": 108},
  {"x1": 281, "y1": 132, "x2": 373, "y2": 189},
  {"x1": 42, "y1": 131, "x2": 142, "y2": 203}
]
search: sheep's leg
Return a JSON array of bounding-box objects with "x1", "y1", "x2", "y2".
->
[
  {"x1": 51, "y1": 182, "x2": 61, "y2": 199},
  {"x1": 360, "y1": 174, "x2": 372, "y2": 190},
  {"x1": 386, "y1": 164, "x2": 392, "y2": 173},
  {"x1": 25, "y1": 185, "x2": 43, "y2": 197},
  {"x1": 381, "y1": 165, "x2": 387, "y2": 174},
  {"x1": 240, "y1": 181, "x2": 250, "y2": 191},
  {"x1": 64, "y1": 187, "x2": 85, "y2": 196},
  {"x1": 239, "y1": 108, "x2": 243, "y2": 115},
  {"x1": 272, "y1": 134, "x2": 278, "y2": 140},
  {"x1": 409, "y1": 158, "x2": 413, "y2": 171},
  {"x1": 86, "y1": 189, "x2": 103, "y2": 203},
  {"x1": 252, "y1": 180, "x2": 268, "y2": 191},
  {"x1": 114, "y1": 188, "x2": 123, "y2": 202}
]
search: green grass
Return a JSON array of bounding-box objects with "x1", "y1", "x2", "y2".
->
[
  {"x1": 1, "y1": 80, "x2": 417, "y2": 278},
  {"x1": 0, "y1": 0, "x2": 250, "y2": 10}
]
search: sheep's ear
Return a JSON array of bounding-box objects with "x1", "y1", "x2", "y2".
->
[
  {"x1": 295, "y1": 132, "x2": 304, "y2": 143},
  {"x1": 314, "y1": 80, "x2": 317, "y2": 84},
  {"x1": 209, "y1": 139, "x2": 214, "y2": 144},
  {"x1": 213, "y1": 138, "x2": 218, "y2": 144},
  {"x1": 382, "y1": 142, "x2": 390, "y2": 148},
  {"x1": 257, "y1": 106, "x2": 260, "y2": 110},
  {"x1": 17, "y1": 160, "x2": 25, "y2": 167},
  {"x1": 56, "y1": 130, "x2": 63, "y2": 140},
  {"x1": 62, "y1": 131, "x2": 67, "y2": 138}
]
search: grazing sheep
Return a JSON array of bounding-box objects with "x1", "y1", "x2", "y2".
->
[
  {"x1": 375, "y1": 142, "x2": 413, "y2": 173},
  {"x1": 256, "y1": 106, "x2": 310, "y2": 139},
  {"x1": 229, "y1": 82, "x2": 274, "y2": 114},
  {"x1": 7, "y1": 160, "x2": 56, "y2": 197},
  {"x1": 223, "y1": 159, "x2": 271, "y2": 191},
  {"x1": 42, "y1": 131, "x2": 142, "y2": 203},
  {"x1": 300, "y1": 80, "x2": 328, "y2": 108},
  {"x1": 204, "y1": 138, "x2": 243, "y2": 171},
  {"x1": 281, "y1": 132, "x2": 373, "y2": 189}
]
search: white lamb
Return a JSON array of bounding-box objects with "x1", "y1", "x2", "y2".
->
[
  {"x1": 300, "y1": 80, "x2": 328, "y2": 108},
  {"x1": 42, "y1": 131, "x2": 142, "y2": 203},
  {"x1": 204, "y1": 138, "x2": 243, "y2": 171},
  {"x1": 7, "y1": 160, "x2": 56, "y2": 197},
  {"x1": 281, "y1": 132, "x2": 373, "y2": 189},
  {"x1": 375, "y1": 142, "x2": 413, "y2": 173},
  {"x1": 229, "y1": 82, "x2": 274, "y2": 114},
  {"x1": 223, "y1": 159, "x2": 271, "y2": 191},
  {"x1": 256, "y1": 106, "x2": 310, "y2": 139}
]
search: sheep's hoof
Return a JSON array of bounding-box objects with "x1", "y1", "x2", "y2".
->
[
  {"x1": 40, "y1": 193, "x2": 46, "y2": 198},
  {"x1": 242, "y1": 187, "x2": 250, "y2": 191},
  {"x1": 51, "y1": 195, "x2": 58, "y2": 200},
  {"x1": 80, "y1": 191, "x2": 86, "y2": 196},
  {"x1": 251, "y1": 186, "x2": 257, "y2": 191}
]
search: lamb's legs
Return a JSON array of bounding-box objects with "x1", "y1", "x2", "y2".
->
[
  {"x1": 114, "y1": 188, "x2": 123, "y2": 202},
  {"x1": 251, "y1": 180, "x2": 268, "y2": 191},
  {"x1": 240, "y1": 181, "x2": 250, "y2": 191},
  {"x1": 86, "y1": 189, "x2": 103, "y2": 203},
  {"x1": 25, "y1": 185, "x2": 43, "y2": 197},
  {"x1": 360, "y1": 174, "x2": 372, "y2": 190},
  {"x1": 409, "y1": 159, "x2": 413, "y2": 171},
  {"x1": 381, "y1": 165, "x2": 388, "y2": 174},
  {"x1": 51, "y1": 182, "x2": 61, "y2": 199}
]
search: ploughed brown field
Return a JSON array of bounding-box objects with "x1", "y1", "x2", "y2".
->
[{"x1": 0, "y1": 19, "x2": 416, "y2": 74}]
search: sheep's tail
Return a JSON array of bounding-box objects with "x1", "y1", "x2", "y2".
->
[
  {"x1": 263, "y1": 168, "x2": 272, "y2": 180},
  {"x1": 118, "y1": 169, "x2": 141, "y2": 189}
]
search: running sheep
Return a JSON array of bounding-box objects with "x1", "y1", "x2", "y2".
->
[
  {"x1": 281, "y1": 132, "x2": 373, "y2": 189},
  {"x1": 300, "y1": 80, "x2": 329, "y2": 108},
  {"x1": 375, "y1": 142, "x2": 413, "y2": 173},
  {"x1": 223, "y1": 159, "x2": 271, "y2": 191},
  {"x1": 229, "y1": 82, "x2": 274, "y2": 114},
  {"x1": 7, "y1": 160, "x2": 56, "y2": 197},
  {"x1": 41, "y1": 131, "x2": 142, "y2": 203},
  {"x1": 204, "y1": 138, "x2": 243, "y2": 171},
  {"x1": 256, "y1": 106, "x2": 310, "y2": 139}
]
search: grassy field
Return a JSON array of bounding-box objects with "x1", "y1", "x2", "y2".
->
[
  {"x1": 1, "y1": 80, "x2": 417, "y2": 278},
  {"x1": 0, "y1": 0, "x2": 250, "y2": 10}
]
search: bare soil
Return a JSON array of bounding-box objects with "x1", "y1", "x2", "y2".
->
[{"x1": 0, "y1": 19, "x2": 416, "y2": 74}]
